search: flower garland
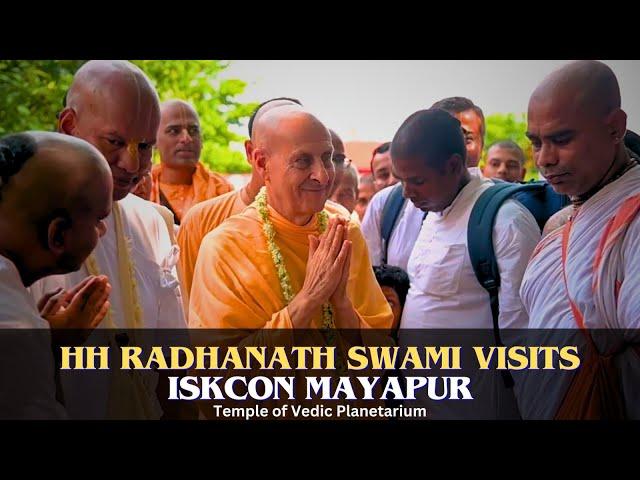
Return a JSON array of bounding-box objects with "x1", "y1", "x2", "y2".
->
[{"x1": 255, "y1": 187, "x2": 334, "y2": 330}]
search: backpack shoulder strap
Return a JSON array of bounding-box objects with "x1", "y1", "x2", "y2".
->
[
  {"x1": 468, "y1": 183, "x2": 532, "y2": 293},
  {"x1": 380, "y1": 183, "x2": 406, "y2": 265},
  {"x1": 468, "y1": 182, "x2": 537, "y2": 388}
]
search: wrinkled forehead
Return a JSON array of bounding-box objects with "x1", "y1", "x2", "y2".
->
[
  {"x1": 269, "y1": 120, "x2": 332, "y2": 154},
  {"x1": 79, "y1": 84, "x2": 160, "y2": 141}
]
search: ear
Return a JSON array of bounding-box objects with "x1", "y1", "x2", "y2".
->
[
  {"x1": 244, "y1": 139, "x2": 253, "y2": 160},
  {"x1": 520, "y1": 166, "x2": 527, "y2": 182},
  {"x1": 47, "y1": 216, "x2": 72, "y2": 256},
  {"x1": 254, "y1": 148, "x2": 270, "y2": 182},
  {"x1": 607, "y1": 108, "x2": 627, "y2": 145},
  {"x1": 58, "y1": 107, "x2": 78, "y2": 135}
]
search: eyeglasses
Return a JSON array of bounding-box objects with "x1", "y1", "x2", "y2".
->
[{"x1": 332, "y1": 154, "x2": 352, "y2": 167}]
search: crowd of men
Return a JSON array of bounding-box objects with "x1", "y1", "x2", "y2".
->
[{"x1": 0, "y1": 59, "x2": 638, "y2": 420}]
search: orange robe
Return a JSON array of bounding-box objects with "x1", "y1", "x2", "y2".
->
[
  {"x1": 177, "y1": 190, "x2": 246, "y2": 312},
  {"x1": 188, "y1": 202, "x2": 393, "y2": 330},
  {"x1": 178, "y1": 192, "x2": 351, "y2": 315},
  {"x1": 150, "y1": 162, "x2": 234, "y2": 222}
]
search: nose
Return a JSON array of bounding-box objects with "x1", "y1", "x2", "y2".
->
[
  {"x1": 117, "y1": 144, "x2": 141, "y2": 174},
  {"x1": 310, "y1": 159, "x2": 331, "y2": 185},
  {"x1": 535, "y1": 143, "x2": 558, "y2": 170},
  {"x1": 179, "y1": 128, "x2": 193, "y2": 143},
  {"x1": 401, "y1": 181, "x2": 413, "y2": 199}
]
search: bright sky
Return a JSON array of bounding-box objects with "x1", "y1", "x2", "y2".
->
[{"x1": 221, "y1": 60, "x2": 640, "y2": 144}]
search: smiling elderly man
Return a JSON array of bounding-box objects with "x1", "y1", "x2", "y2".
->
[{"x1": 188, "y1": 106, "x2": 392, "y2": 331}]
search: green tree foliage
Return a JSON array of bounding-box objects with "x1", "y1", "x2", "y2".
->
[
  {"x1": 0, "y1": 60, "x2": 83, "y2": 134},
  {"x1": 0, "y1": 60, "x2": 257, "y2": 173},
  {"x1": 132, "y1": 61, "x2": 256, "y2": 173},
  {"x1": 483, "y1": 113, "x2": 538, "y2": 181}
]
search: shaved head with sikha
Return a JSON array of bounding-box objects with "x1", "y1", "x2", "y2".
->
[
  {"x1": 59, "y1": 60, "x2": 160, "y2": 201},
  {"x1": 253, "y1": 106, "x2": 335, "y2": 225},
  {"x1": 0, "y1": 132, "x2": 112, "y2": 286},
  {"x1": 527, "y1": 60, "x2": 628, "y2": 197}
]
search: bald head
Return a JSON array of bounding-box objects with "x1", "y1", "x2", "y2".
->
[
  {"x1": 249, "y1": 99, "x2": 303, "y2": 140},
  {"x1": 329, "y1": 129, "x2": 344, "y2": 153},
  {"x1": 252, "y1": 107, "x2": 335, "y2": 225},
  {"x1": 254, "y1": 106, "x2": 331, "y2": 153},
  {"x1": 0, "y1": 132, "x2": 113, "y2": 284},
  {"x1": 161, "y1": 99, "x2": 197, "y2": 116},
  {"x1": 354, "y1": 173, "x2": 375, "y2": 221},
  {"x1": 329, "y1": 162, "x2": 358, "y2": 213},
  {"x1": 60, "y1": 60, "x2": 161, "y2": 201},
  {"x1": 0, "y1": 132, "x2": 111, "y2": 214},
  {"x1": 531, "y1": 60, "x2": 621, "y2": 118},
  {"x1": 67, "y1": 60, "x2": 159, "y2": 120},
  {"x1": 527, "y1": 60, "x2": 628, "y2": 197},
  {"x1": 157, "y1": 99, "x2": 202, "y2": 168}
]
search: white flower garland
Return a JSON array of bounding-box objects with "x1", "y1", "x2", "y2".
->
[{"x1": 255, "y1": 187, "x2": 335, "y2": 330}]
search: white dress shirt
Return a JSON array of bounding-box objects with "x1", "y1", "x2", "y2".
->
[
  {"x1": 361, "y1": 184, "x2": 425, "y2": 271},
  {"x1": 401, "y1": 175, "x2": 540, "y2": 329},
  {"x1": 361, "y1": 168, "x2": 484, "y2": 272}
]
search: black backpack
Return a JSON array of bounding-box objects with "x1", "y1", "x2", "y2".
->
[
  {"x1": 380, "y1": 183, "x2": 428, "y2": 265},
  {"x1": 468, "y1": 180, "x2": 570, "y2": 386},
  {"x1": 380, "y1": 183, "x2": 407, "y2": 265}
]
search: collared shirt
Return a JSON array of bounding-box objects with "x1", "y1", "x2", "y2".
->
[
  {"x1": 361, "y1": 185, "x2": 425, "y2": 271},
  {"x1": 401, "y1": 175, "x2": 540, "y2": 329},
  {"x1": 361, "y1": 168, "x2": 484, "y2": 272}
]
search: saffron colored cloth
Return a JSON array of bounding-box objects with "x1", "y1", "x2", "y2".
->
[
  {"x1": 151, "y1": 162, "x2": 234, "y2": 222},
  {"x1": 188, "y1": 202, "x2": 392, "y2": 330}
]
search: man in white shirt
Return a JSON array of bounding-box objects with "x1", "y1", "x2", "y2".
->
[
  {"x1": 361, "y1": 97, "x2": 486, "y2": 270},
  {"x1": 392, "y1": 109, "x2": 540, "y2": 419},
  {"x1": 360, "y1": 184, "x2": 425, "y2": 270},
  {"x1": 0, "y1": 131, "x2": 113, "y2": 419},
  {"x1": 29, "y1": 60, "x2": 187, "y2": 419}
]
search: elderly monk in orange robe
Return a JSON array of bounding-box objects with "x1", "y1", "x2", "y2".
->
[
  {"x1": 189, "y1": 106, "x2": 392, "y2": 331},
  {"x1": 150, "y1": 100, "x2": 233, "y2": 223},
  {"x1": 177, "y1": 98, "x2": 349, "y2": 314},
  {"x1": 189, "y1": 106, "x2": 392, "y2": 329}
]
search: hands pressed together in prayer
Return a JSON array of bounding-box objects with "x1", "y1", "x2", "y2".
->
[
  {"x1": 38, "y1": 275, "x2": 111, "y2": 345},
  {"x1": 289, "y1": 217, "x2": 359, "y2": 328}
]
